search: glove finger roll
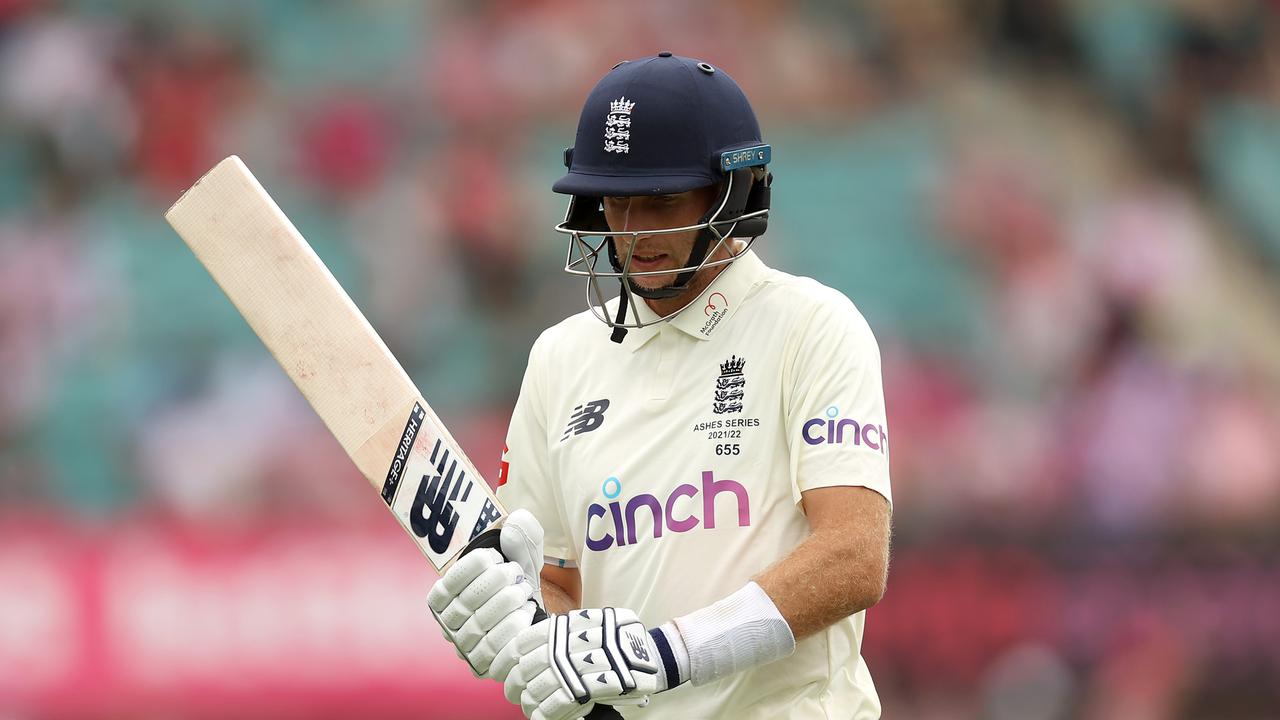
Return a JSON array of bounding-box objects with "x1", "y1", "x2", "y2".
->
[
  {"x1": 453, "y1": 582, "x2": 535, "y2": 651},
  {"x1": 467, "y1": 602, "x2": 537, "y2": 678},
  {"x1": 530, "y1": 696, "x2": 594, "y2": 720},
  {"x1": 525, "y1": 687, "x2": 584, "y2": 720},
  {"x1": 438, "y1": 561, "x2": 525, "y2": 630},
  {"x1": 514, "y1": 619, "x2": 553, "y2": 656},
  {"x1": 581, "y1": 669, "x2": 625, "y2": 699},
  {"x1": 568, "y1": 647, "x2": 614, "y2": 678},
  {"x1": 523, "y1": 665, "x2": 565, "y2": 705},
  {"x1": 486, "y1": 603, "x2": 539, "y2": 682},
  {"x1": 566, "y1": 625, "x2": 603, "y2": 654},
  {"x1": 427, "y1": 549, "x2": 502, "y2": 613}
]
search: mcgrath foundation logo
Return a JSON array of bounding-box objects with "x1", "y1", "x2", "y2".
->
[
  {"x1": 700, "y1": 292, "x2": 729, "y2": 336},
  {"x1": 713, "y1": 355, "x2": 745, "y2": 414},
  {"x1": 802, "y1": 405, "x2": 888, "y2": 454},
  {"x1": 604, "y1": 97, "x2": 634, "y2": 154},
  {"x1": 585, "y1": 471, "x2": 752, "y2": 552}
]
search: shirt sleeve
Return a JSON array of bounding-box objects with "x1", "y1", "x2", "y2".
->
[
  {"x1": 783, "y1": 291, "x2": 892, "y2": 507},
  {"x1": 496, "y1": 329, "x2": 578, "y2": 565}
]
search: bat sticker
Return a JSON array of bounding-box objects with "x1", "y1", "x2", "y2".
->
[{"x1": 381, "y1": 402, "x2": 427, "y2": 504}]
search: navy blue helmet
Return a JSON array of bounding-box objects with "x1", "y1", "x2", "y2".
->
[{"x1": 554, "y1": 52, "x2": 772, "y2": 339}]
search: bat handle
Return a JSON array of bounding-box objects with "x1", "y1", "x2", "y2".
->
[{"x1": 460, "y1": 528, "x2": 624, "y2": 720}]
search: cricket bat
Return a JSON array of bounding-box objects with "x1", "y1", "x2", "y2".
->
[
  {"x1": 168, "y1": 158, "x2": 623, "y2": 719},
  {"x1": 167, "y1": 157, "x2": 623, "y2": 718}
]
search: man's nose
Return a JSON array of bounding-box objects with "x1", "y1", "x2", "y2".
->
[
  {"x1": 616, "y1": 229, "x2": 653, "y2": 242},
  {"x1": 621, "y1": 203, "x2": 665, "y2": 229}
]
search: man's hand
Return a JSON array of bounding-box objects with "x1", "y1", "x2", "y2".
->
[
  {"x1": 427, "y1": 509, "x2": 545, "y2": 681},
  {"x1": 504, "y1": 608, "x2": 686, "y2": 720}
]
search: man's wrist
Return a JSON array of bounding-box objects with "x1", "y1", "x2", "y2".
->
[
  {"x1": 540, "y1": 581, "x2": 578, "y2": 614},
  {"x1": 672, "y1": 581, "x2": 796, "y2": 686},
  {"x1": 647, "y1": 622, "x2": 690, "y2": 690}
]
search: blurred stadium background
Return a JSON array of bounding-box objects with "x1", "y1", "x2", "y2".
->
[{"x1": 3, "y1": 0, "x2": 1280, "y2": 718}]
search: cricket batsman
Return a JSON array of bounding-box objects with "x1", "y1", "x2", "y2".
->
[{"x1": 428, "y1": 53, "x2": 893, "y2": 719}]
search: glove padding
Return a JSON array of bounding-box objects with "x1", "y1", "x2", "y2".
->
[
  {"x1": 505, "y1": 608, "x2": 676, "y2": 720},
  {"x1": 427, "y1": 509, "x2": 545, "y2": 680}
]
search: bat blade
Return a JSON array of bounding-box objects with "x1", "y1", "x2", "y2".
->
[{"x1": 165, "y1": 156, "x2": 504, "y2": 571}]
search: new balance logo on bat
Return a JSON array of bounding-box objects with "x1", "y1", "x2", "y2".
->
[
  {"x1": 563, "y1": 399, "x2": 610, "y2": 441},
  {"x1": 409, "y1": 439, "x2": 502, "y2": 553}
]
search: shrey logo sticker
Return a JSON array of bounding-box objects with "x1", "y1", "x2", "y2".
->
[
  {"x1": 714, "y1": 355, "x2": 745, "y2": 414},
  {"x1": 604, "y1": 97, "x2": 634, "y2": 154}
]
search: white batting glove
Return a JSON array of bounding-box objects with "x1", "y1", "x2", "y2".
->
[
  {"x1": 427, "y1": 509, "x2": 545, "y2": 681},
  {"x1": 504, "y1": 608, "x2": 688, "y2": 719}
]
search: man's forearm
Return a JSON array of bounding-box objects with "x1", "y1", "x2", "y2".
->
[
  {"x1": 755, "y1": 489, "x2": 891, "y2": 640},
  {"x1": 541, "y1": 577, "x2": 580, "y2": 614}
]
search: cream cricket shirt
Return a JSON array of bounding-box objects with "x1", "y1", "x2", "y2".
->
[{"x1": 497, "y1": 250, "x2": 891, "y2": 719}]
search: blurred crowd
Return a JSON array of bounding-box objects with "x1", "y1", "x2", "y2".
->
[{"x1": 3, "y1": 0, "x2": 1280, "y2": 717}]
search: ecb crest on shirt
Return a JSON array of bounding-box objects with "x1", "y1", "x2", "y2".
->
[{"x1": 714, "y1": 355, "x2": 745, "y2": 414}]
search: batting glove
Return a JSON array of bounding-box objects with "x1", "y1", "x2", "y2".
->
[
  {"x1": 504, "y1": 608, "x2": 688, "y2": 720},
  {"x1": 427, "y1": 509, "x2": 546, "y2": 681}
]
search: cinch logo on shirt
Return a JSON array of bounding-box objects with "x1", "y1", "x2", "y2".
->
[
  {"x1": 802, "y1": 405, "x2": 888, "y2": 454},
  {"x1": 584, "y1": 471, "x2": 751, "y2": 552}
]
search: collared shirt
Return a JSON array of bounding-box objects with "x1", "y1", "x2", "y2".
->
[{"x1": 498, "y1": 250, "x2": 891, "y2": 719}]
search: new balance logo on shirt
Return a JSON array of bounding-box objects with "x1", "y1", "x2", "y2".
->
[{"x1": 563, "y1": 399, "x2": 610, "y2": 441}]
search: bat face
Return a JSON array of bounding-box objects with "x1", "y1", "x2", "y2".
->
[{"x1": 165, "y1": 156, "x2": 505, "y2": 572}]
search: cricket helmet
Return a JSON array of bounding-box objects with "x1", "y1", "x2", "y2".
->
[{"x1": 553, "y1": 52, "x2": 772, "y2": 341}]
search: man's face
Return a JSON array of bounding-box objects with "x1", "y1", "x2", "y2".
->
[{"x1": 602, "y1": 184, "x2": 720, "y2": 291}]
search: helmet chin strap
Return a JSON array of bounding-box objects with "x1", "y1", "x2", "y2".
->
[
  {"x1": 606, "y1": 199, "x2": 710, "y2": 344},
  {"x1": 596, "y1": 169, "x2": 762, "y2": 343},
  {"x1": 610, "y1": 279, "x2": 631, "y2": 343},
  {"x1": 607, "y1": 235, "x2": 709, "y2": 344},
  {"x1": 607, "y1": 237, "x2": 707, "y2": 300}
]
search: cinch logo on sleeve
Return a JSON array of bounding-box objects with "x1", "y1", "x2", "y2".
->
[
  {"x1": 802, "y1": 405, "x2": 888, "y2": 454},
  {"x1": 584, "y1": 471, "x2": 751, "y2": 552}
]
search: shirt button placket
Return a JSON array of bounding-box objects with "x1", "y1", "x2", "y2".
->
[{"x1": 648, "y1": 326, "x2": 677, "y2": 401}]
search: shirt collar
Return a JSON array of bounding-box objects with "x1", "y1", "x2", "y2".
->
[{"x1": 620, "y1": 249, "x2": 768, "y2": 352}]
